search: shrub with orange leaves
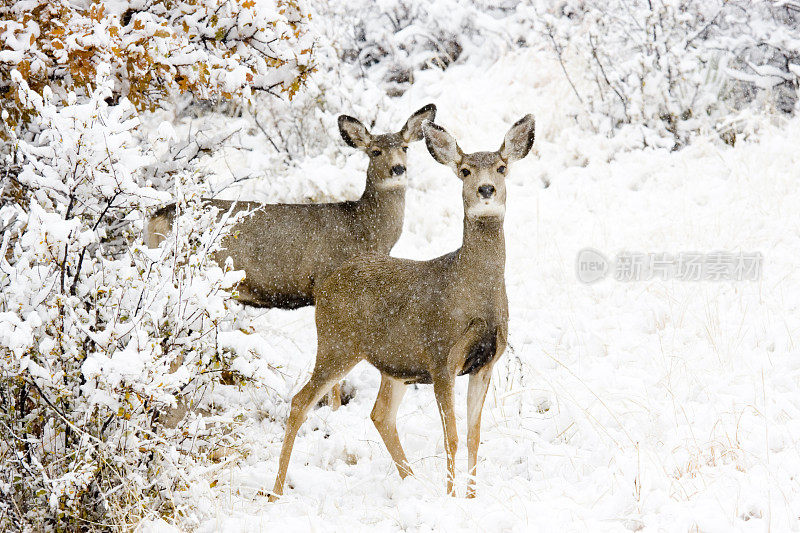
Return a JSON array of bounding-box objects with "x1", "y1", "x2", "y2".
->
[{"x1": 0, "y1": 0, "x2": 315, "y2": 132}]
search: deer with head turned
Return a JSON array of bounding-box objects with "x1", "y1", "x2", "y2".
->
[
  {"x1": 268, "y1": 114, "x2": 535, "y2": 500},
  {"x1": 146, "y1": 104, "x2": 436, "y2": 407},
  {"x1": 146, "y1": 104, "x2": 436, "y2": 308}
]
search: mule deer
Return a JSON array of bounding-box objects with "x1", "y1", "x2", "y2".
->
[
  {"x1": 146, "y1": 104, "x2": 437, "y2": 310},
  {"x1": 268, "y1": 114, "x2": 535, "y2": 500},
  {"x1": 146, "y1": 105, "x2": 435, "y2": 408}
]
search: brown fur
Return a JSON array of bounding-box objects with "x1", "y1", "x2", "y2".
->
[
  {"x1": 145, "y1": 105, "x2": 436, "y2": 308},
  {"x1": 269, "y1": 114, "x2": 536, "y2": 500}
]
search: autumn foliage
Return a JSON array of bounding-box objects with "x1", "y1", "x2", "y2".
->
[
  {"x1": 0, "y1": 0, "x2": 314, "y2": 130},
  {"x1": 0, "y1": 1, "x2": 317, "y2": 528}
]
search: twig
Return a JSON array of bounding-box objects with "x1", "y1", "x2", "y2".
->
[
  {"x1": 546, "y1": 24, "x2": 584, "y2": 105},
  {"x1": 27, "y1": 379, "x2": 104, "y2": 446}
]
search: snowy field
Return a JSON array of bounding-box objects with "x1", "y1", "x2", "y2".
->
[{"x1": 134, "y1": 45, "x2": 800, "y2": 532}]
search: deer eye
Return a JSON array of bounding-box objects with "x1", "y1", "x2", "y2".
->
[
  {"x1": 402, "y1": 146, "x2": 408, "y2": 152},
  {"x1": 371, "y1": 149, "x2": 382, "y2": 157},
  {"x1": 497, "y1": 165, "x2": 506, "y2": 174},
  {"x1": 460, "y1": 168, "x2": 471, "y2": 177}
]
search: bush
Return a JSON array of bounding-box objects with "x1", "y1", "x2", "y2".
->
[
  {"x1": 0, "y1": 0, "x2": 314, "y2": 133},
  {"x1": 541, "y1": 0, "x2": 800, "y2": 147},
  {"x1": 0, "y1": 0, "x2": 315, "y2": 528},
  {"x1": 0, "y1": 73, "x2": 253, "y2": 528}
]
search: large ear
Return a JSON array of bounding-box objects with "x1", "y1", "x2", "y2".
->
[
  {"x1": 423, "y1": 121, "x2": 462, "y2": 173},
  {"x1": 499, "y1": 114, "x2": 535, "y2": 163},
  {"x1": 338, "y1": 115, "x2": 371, "y2": 149},
  {"x1": 400, "y1": 103, "x2": 437, "y2": 142}
]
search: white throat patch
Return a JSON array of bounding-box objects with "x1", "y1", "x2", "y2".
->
[
  {"x1": 375, "y1": 176, "x2": 407, "y2": 191},
  {"x1": 467, "y1": 200, "x2": 505, "y2": 219}
]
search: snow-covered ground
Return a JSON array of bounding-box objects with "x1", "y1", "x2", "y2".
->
[{"x1": 142, "y1": 47, "x2": 800, "y2": 532}]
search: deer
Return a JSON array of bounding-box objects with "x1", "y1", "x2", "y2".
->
[
  {"x1": 146, "y1": 104, "x2": 436, "y2": 408},
  {"x1": 268, "y1": 114, "x2": 535, "y2": 501}
]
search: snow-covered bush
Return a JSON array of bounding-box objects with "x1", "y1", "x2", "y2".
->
[
  {"x1": 185, "y1": 0, "x2": 528, "y2": 172},
  {"x1": 312, "y1": 0, "x2": 533, "y2": 96},
  {"x1": 315, "y1": 0, "x2": 520, "y2": 97},
  {"x1": 541, "y1": 0, "x2": 800, "y2": 146},
  {"x1": 0, "y1": 0, "x2": 320, "y2": 524},
  {"x1": 0, "y1": 73, "x2": 251, "y2": 528},
  {"x1": 0, "y1": 0, "x2": 314, "y2": 133},
  {"x1": 719, "y1": 1, "x2": 800, "y2": 115}
]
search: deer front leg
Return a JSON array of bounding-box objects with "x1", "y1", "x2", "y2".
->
[
  {"x1": 466, "y1": 365, "x2": 492, "y2": 498},
  {"x1": 431, "y1": 320, "x2": 488, "y2": 496},
  {"x1": 326, "y1": 382, "x2": 342, "y2": 411},
  {"x1": 432, "y1": 372, "x2": 458, "y2": 496},
  {"x1": 467, "y1": 327, "x2": 506, "y2": 498}
]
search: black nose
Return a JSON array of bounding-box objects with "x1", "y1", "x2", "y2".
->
[
  {"x1": 391, "y1": 164, "x2": 406, "y2": 176},
  {"x1": 478, "y1": 184, "x2": 496, "y2": 199}
]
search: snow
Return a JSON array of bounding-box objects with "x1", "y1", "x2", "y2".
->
[
  {"x1": 6, "y1": 0, "x2": 800, "y2": 528},
  {"x1": 137, "y1": 46, "x2": 800, "y2": 531}
]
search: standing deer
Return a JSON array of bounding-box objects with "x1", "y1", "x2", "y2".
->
[
  {"x1": 146, "y1": 104, "x2": 436, "y2": 408},
  {"x1": 268, "y1": 114, "x2": 535, "y2": 500},
  {"x1": 146, "y1": 104, "x2": 436, "y2": 307}
]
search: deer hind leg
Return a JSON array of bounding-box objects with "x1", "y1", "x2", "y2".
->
[
  {"x1": 269, "y1": 353, "x2": 358, "y2": 501},
  {"x1": 370, "y1": 374, "x2": 412, "y2": 478}
]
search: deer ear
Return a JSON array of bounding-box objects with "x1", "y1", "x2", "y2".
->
[
  {"x1": 423, "y1": 122, "x2": 462, "y2": 172},
  {"x1": 401, "y1": 103, "x2": 437, "y2": 142},
  {"x1": 499, "y1": 114, "x2": 535, "y2": 163},
  {"x1": 338, "y1": 115, "x2": 371, "y2": 149}
]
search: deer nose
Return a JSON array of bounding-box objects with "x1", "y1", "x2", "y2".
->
[
  {"x1": 391, "y1": 164, "x2": 406, "y2": 176},
  {"x1": 478, "y1": 184, "x2": 496, "y2": 199}
]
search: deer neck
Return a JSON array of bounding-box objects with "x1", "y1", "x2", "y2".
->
[
  {"x1": 354, "y1": 162, "x2": 406, "y2": 246},
  {"x1": 453, "y1": 216, "x2": 506, "y2": 297}
]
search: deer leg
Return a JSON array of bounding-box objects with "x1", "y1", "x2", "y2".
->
[
  {"x1": 269, "y1": 356, "x2": 357, "y2": 501},
  {"x1": 466, "y1": 363, "x2": 493, "y2": 498},
  {"x1": 370, "y1": 374, "x2": 412, "y2": 478},
  {"x1": 430, "y1": 319, "x2": 491, "y2": 497},
  {"x1": 432, "y1": 372, "x2": 458, "y2": 496},
  {"x1": 326, "y1": 382, "x2": 342, "y2": 411},
  {"x1": 466, "y1": 327, "x2": 505, "y2": 498}
]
